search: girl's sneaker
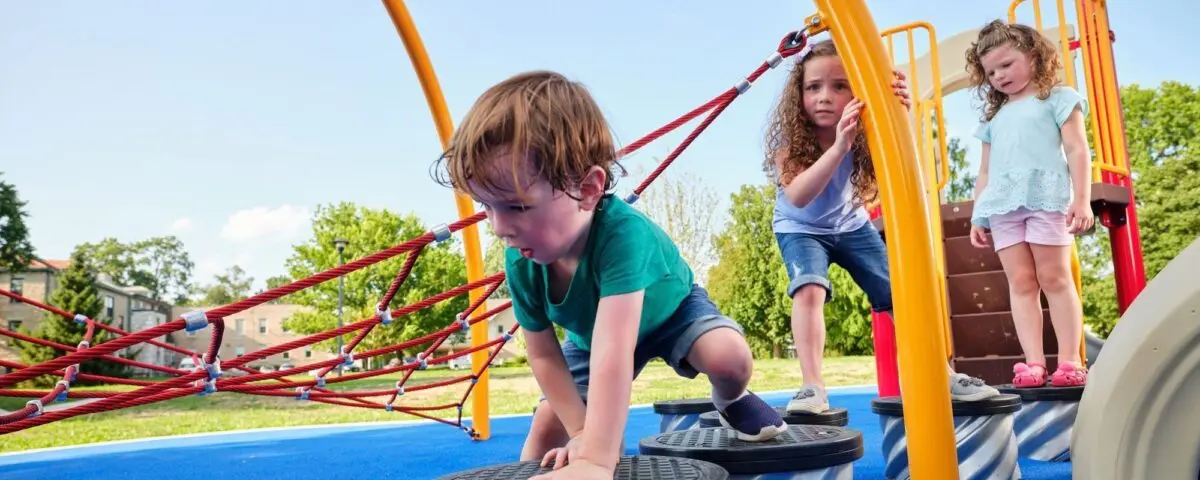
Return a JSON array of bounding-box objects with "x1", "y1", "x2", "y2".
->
[
  {"x1": 716, "y1": 391, "x2": 788, "y2": 442},
  {"x1": 1050, "y1": 362, "x2": 1088, "y2": 387},
  {"x1": 1012, "y1": 362, "x2": 1048, "y2": 388},
  {"x1": 949, "y1": 373, "x2": 1000, "y2": 401},
  {"x1": 786, "y1": 384, "x2": 830, "y2": 414}
]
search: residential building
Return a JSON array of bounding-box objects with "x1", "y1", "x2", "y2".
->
[
  {"x1": 1, "y1": 259, "x2": 174, "y2": 372},
  {"x1": 2, "y1": 258, "x2": 525, "y2": 375},
  {"x1": 169, "y1": 303, "x2": 338, "y2": 370}
]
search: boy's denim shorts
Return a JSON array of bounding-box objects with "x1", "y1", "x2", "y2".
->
[
  {"x1": 542, "y1": 284, "x2": 743, "y2": 402},
  {"x1": 774, "y1": 222, "x2": 893, "y2": 312}
]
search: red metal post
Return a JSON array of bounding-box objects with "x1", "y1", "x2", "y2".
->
[{"x1": 869, "y1": 205, "x2": 902, "y2": 396}]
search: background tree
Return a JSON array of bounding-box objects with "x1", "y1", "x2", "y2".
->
[
  {"x1": 630, "y1": 167, "x2": 721, "y2": 286},
  {"x1": 281, "y1": 203, "x2": 468, "y2": 359},
  {"x1": 254, "y1": 274, "x2": 294, "y2": 304},
  {"x1": 18, "y1": 250, "x2": 134, "y2": 386},
  {"x1": 0, "y1": 172, "x2": 37, "y2": 272},
  {"x1": 942, "y1": 137, "x2": 976, "y2": 203},
  {"x1": 185, "y1": 265, "x2": 255, "y2": 306},
  {"x1": 708, "y1": 184, "x2": 875, "y2": 358},
  {"x1": 75, "y1": 236, "x2": 194, "y2": 303},
  {"x1": 1078, "y1": 81, "x2": 1200, "y2": 337},
  {"x1": 481, "y1": 230, "x2": 510, "y2": 299}
]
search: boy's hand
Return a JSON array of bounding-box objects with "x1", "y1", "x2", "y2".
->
[
  {"x1": 969, "y1": 225, "x2": 991, "y2": 249},
  {"x1": 530, "y1": 458, "x2": 613, "y2": 480},
  {"x1": 540, "y1": 436, "x2": 584, "y2": 471},
  {"x1": 892, "y1": 69, "x2": 913, "y2": 110}
]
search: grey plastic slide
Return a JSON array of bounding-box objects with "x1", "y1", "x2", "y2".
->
[{"x1": 1071, "y1": 236, "x2": 1200, "y2": 479}]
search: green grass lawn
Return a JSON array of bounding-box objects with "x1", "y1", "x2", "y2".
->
[{"x1": 0, "y1": 356, "x2": 876, "y2": 453}]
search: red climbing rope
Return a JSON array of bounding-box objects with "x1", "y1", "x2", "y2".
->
[{"x1": 0, "y1": 29, "x2": 810, "y2": 437}]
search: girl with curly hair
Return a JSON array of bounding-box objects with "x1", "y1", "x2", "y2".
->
[
  {"x1": 965, "y1": 20, "x2": 1094, "y2": 388},
  {"x1": 765, "y1": 39, "x2": 999, "y2": 414}
]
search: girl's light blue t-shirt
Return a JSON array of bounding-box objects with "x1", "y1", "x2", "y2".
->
[
  {"x1": 971, "y1": 85, "x2": 1089, "y2": 228},
  {"x1": 772, "y1": 151, "x2": 870, "y2": 235}
]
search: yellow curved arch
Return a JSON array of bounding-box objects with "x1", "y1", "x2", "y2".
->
[{"x1": 382, "y1": 0, "x2": 492, "y2": 441}]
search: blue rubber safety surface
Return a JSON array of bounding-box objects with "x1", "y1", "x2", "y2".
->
[{"x1": 0, "y1": 386, "x2": 1072, "y2": 479}]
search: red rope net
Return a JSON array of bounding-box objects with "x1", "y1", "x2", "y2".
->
[{"x1": 0, "y1": 31, "x2": 809, "y2": 438}]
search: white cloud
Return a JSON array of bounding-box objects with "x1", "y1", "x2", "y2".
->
[
  {"x1": 169, "y1": 217, "x2": 193, "y2": 233},
  {"x1": 220, "y1": 205, "x2": 310, "y2": 243}
]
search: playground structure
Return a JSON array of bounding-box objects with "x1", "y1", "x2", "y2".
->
[{"x1": 0, "y1": 0, "x2": 1196, "y2": 479}]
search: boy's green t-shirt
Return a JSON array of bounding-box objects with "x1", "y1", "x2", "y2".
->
[{"x1": 505, "y1": 195, "x2": 694, "y2": 351}]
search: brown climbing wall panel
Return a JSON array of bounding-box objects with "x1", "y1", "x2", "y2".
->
[
  {"x1": 874, "y1": 183, "x2": 1131, "y2": 385},
  {"x1": 939, "y1": 201, "x2": 1061, "y2": 384}
]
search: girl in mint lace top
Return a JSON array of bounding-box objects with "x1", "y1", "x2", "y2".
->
[{"x1": 965, "y1": 20, "x2": 1095, "y2": 388}]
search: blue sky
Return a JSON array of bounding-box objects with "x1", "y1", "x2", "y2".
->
[{"x1": 2, "y1": 1, "x2": 1196, "y2": 291}]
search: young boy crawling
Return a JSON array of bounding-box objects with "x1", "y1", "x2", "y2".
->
[{"x1": 434, "y1": 70, "x2": 787, "y2": 479}]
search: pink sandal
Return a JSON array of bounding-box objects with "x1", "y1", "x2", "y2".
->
[
  {"x1": 1051, "y1": 362, "x2": 1088, "y2": 387},
  {"x1": 1012, "y1": 362, "x2": 1048, "y2": 388}
]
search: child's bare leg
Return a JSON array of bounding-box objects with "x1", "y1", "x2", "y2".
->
[
  {"x1": 686, "y1": 327, "x2": 753, "y2": 402},
  {"x1": 998, "y1": 242, "x2": 1047, "y2": 370},
  {"x1": 791, "y1": 285, "x2": 828, "y2": 390},
  {"x1": 520, "y1": 401, "x2": 571, "y2": 461},
  {"x1": 1030, "y1": 244, "x2": 1084, "y2": 366},
  {"x1": 685, "y1": 325, "x2": 785, "y2": 441}
]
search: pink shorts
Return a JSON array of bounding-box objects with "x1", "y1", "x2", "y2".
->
[{"x1": 988, "y1": 207, "x2": 1074, "y2": 251}]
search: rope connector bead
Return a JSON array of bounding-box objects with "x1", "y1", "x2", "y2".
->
[
  {"x1": 456, "y1": 313, "x2": 469, "y2": 331},
  {"x1": 502, "y1": 333, "x2": 513, "y2": 342},
  {"x1": 182, "y1": 310, "x2": 209, "y2": 332},
  {"x1": 76, "y1": 340, "x2": 90, "y2": 350},
  {"x1": 766, "y1": 51, "x2": 784, "y2": 68},
  {"x1": 432, "y1": 223, "x2": 452, "y2": 242},
  {"x1": 73, "y1": 314, "x2": 88, "y2": 325},
  {"x1": 203, "y1": 356, "x2": 222, "y2": 380},
  {"x1": 196, "y1": 378, "x2": 217, "y2": 396},
  {"x1": 734, "y1": 78, "x2": 752, "y2": 95},
  {"x1": 340, "y1": 346, "x2": 355, "y2": 367},
  {"x1": 386, "y1": 382, "x2": 404, "y2": 412},
  {"x1": 316, "y1": 376, "x2": 326, "y2": 388},
  {"x1": 55, "y1": 380, "x2": 70, "y2": 402},
  {"x1": 625, "y1": 193, "x2": 640, "y2": 205},
  {"x1": 25, "y1": 399, "x2": 43, "y2": 418},
  {"x1": 295, "y1": 387, "x2": 309, "y2": 401},
  {"x1": 69, "y1": 364, "x2": 79, "y2": 382},
  {"x1": 416, "y1": 353, "x2": 428, "y2": 370},
  {"x1": 376, "y1": 307, "x2": 393, "y2": 326}
]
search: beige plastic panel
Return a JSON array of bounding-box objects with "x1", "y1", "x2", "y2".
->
[{"x1": 1071, "y1": 236, "x2": 1200, "y2": 479}]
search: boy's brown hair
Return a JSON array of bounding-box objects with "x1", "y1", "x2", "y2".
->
[
  {"x1": 965, "y1": 20, "x2": 1064, "y2": 121},
  {"x1": 434, "y1": 70, "x2": 625, "y2": 200}
]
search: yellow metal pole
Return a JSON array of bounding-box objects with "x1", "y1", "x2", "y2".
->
[
  {"x1": 878, "y1": 21, "x2": 954, "y2": 362},
  {"x1": 1076, "y1": 0, "x2": 1114, "y2": 183},
  {"x1": 1054, "y1": 0, "x2": 1077, "y2": 89},
  {"x1": 813, "y1": 1, "x2": 959, "y2": 477},
  {"x1": 381, "y1": 0, "x2": 491, "y2": 440},
  {"x1": 1091, "y1": 1, "x2": 1128, "y2": 174}
]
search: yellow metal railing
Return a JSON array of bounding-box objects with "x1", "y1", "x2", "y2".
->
[
  {"x1": 811, "y1": 2, "x2": 960, "y2": 476},
  {"x1": 879, "y1": 22, "x2": 949, "y2": 194},
  {"x1": 879, "y1": 21, "x2": 954, "y2": 362},
  {"x1": 1009, "y1": 0, "x2": 1078, "y2": 89},
  {"x1": 382, "y1": 0, "x2": 492, "y2": 440}
]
